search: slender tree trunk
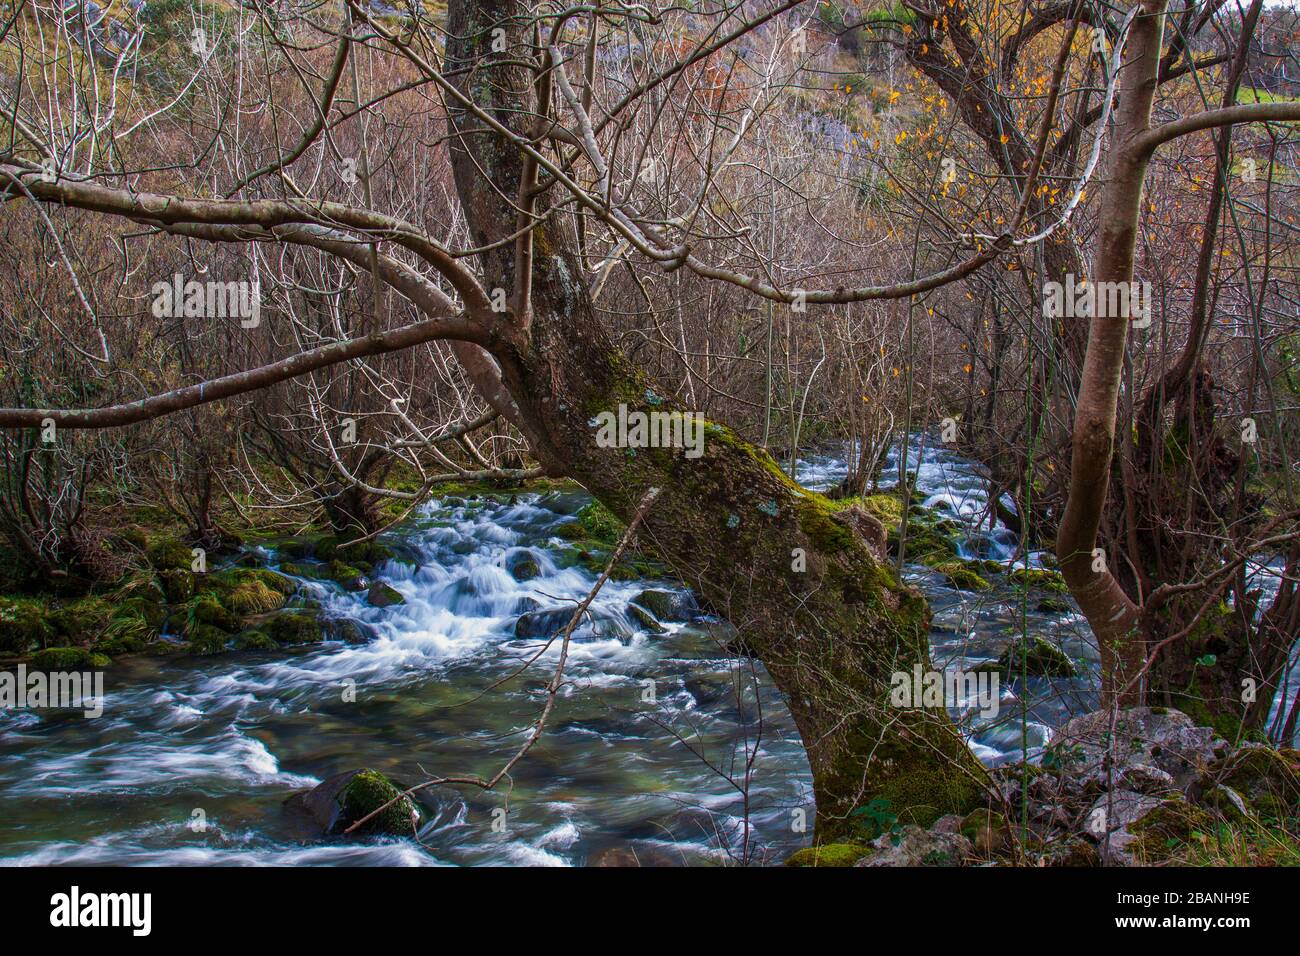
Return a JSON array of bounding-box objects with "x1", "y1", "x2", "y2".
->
[{"x1": 1056, "y1": 0, "x2": 1167, "y2": 705}]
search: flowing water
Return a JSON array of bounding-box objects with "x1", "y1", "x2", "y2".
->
[{"x1": 0, "y1": 440, "x2": 1290, "y2": 865}]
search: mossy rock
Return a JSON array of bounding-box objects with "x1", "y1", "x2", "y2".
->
[
  {"x1": 1008, "y1": 568, "x2": 1069, "y2": 594},
  {"x1": 267, "y1": 612, "x2": 324, "y2": 646},
  {"x1": 932, "y1": 561, "x2": 992, "y2": 592},
  {"x1": 94, "y1": 634, "x2": 148, "y2": 657},
  {"x1": 233, "y1": 629, "x2": 278, "y2": 651},
  {"x1": 313, "y1": 536, "x2": 394, "y2": 570},
  {"x1": 146, "y1": 536, "x2": 195, "y2": 572},
  {"x1": 960, "y1": 809, "x2": 1010, "y2": 855},
  {"x1": 325, "y1": 561, "x2": 367, "y2": 591},
  {"x1": 505, "y1": 551, "x2": 541, "y2": 582},
  {"x1": 366, "y1": 582, "x2": 405, "y2": 608},
  {"x1": 626, "y1": 603, "x2": 666, "y2": 634},
  {"x1": 893, "y1": 526, "x2": 960, "y2": 565},
  {"x1": 784, "y1": 843, "x2": 870, "y2": 867},
  {"x1": 572, "y1": 501, "x2": 625, "y2": 545},
  {"x1": 29, "y1": 647, "x2": 110, "y2": 670},
  {"x1": 158, "y1": 569, "x2": 195, "y2": 604},
  {"x1": 49, "y1": 597, "x2": 114, "y2": 642},
  {"x1": 1128, "y1": 798, "x2": 1216, "y2": 864},
  {"x1": 1035, "y1": 597, "x2": 1073, "y2": 614},
  {"x1": 338, "y1": 768, "x2": 421, "y2": 836},
  {"x1": 991, "y1": 636, "x2": 1077, "y2": 678},
  {"x1": 631, "y1": 589, "x2": 698, "y2": 622},
  {"x1": 327, "y1": 619, "x2": 376, "y2": 645},
  {"x1": 185, "y1": 625, "x2": 231, "y2": 656},
  {"x1": 191, "y1": 596, "x2": 241, "y2": 633},
  {"x1": 553, "y1": 521, "x2": 586, "y2": 541},
  {"x1": 0, "y1": 596, "x2": 53, "y2": 654},
  {"x1": 1203, "y1": 747, "x2": 1300, "y2": 821},
  {"x1": 280, "y1": 537, "x2": 324, "y2": 561},
  {"x1": 279, "y1": 562, "x2": 325, "y2": 580},
  {"x1": 858, "y1": 493, "x2": 905, "y2": 526},
  {"x1": 113, "y1": 525, "x2": 150, "y2": 554}
]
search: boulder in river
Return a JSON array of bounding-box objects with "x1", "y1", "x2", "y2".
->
[
  {"x1": 324, "y1": 618, "x2": 378, "y2": 645},
  {"x1": 625, "y1": 602, "x2": 666, "y2": 634},
  {"x1": 366, "y1": 582, "x2": 405, "y2": 607},
  {"x1": 267, "y1": 611, "x2": 324, "y2": 646},
  {"x1": 631, "y1": 588, "x2": 699, "y2": 622},
  {"x1": 982, "y1": 635, "x2": 1077, "y2": 678},
  {"x1": 505, "y1": 550, "x2": 541, "y2": 582},
  {"x1": 515, "y1": 606, "x2": 577, "y2": 638},
  {"x1": 284, "y1": 768, "x2": 422, "y2": 836}
]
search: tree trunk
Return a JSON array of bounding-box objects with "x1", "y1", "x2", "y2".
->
[
  {"x1": 1056, "y1": 0, "x2": 1167, "y2": 705},
  {"x1": 445, "y1": 0, "x2": 986, "y2": 840}
]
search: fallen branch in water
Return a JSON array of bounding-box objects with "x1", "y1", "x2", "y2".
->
[{"x1": 343, "y1": 486, "x2": 662, "y2": 836}]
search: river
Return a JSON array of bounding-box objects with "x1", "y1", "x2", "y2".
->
[{"x1": 0, "y1": 440, "x2": 1290, "y2": 865}]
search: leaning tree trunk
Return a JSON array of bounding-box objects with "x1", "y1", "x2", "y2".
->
[{"x1": 445, "y1": 0, "x2": 985, "y2": 841}]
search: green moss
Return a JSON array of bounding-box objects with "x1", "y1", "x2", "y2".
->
[
  {"x1": 279, "y1": 562, "x2": 324, "y2": 580},
  {"x1": 794, "y1": 495, "x2": 855, "y2": 552},
  {"x1": 572, "y1": 501, "x2": 625, "y2": 545},
  {"x1": 267, "y1": 612, "x2": 323, "y2": 646},
  {"x1": 1035, "y1": 597, "x2": 1073, "y2": 614},
  {"x1": 1173, "y1": 693, "x2": 1243, "y2": 742},
  {"x1": 983, "y1": 636, "x2": 1077, "y2": 678},
  {"x1": 0, "y1": 596, "x2": 53, "y2": 655},
  {"x1": 29, "y1": 646, "x2": 110, "y2": 669},
  {"x1": 894, "y1": 527, "x2": 960, "y2": 566},
  {"x1": 191, "y1": 596, "x2": 241, "y2": 633},
  {"x1": 49, "y1": 597, "x2": 114, "y2": 642},
  {"x1": 1206, "y1": 748, "x2": 1300, "y2": 820},
  {"x1": 932, "y1": 561, "x2": 992, "y2": 592},
  {"x1": 858, "y1": 493, "x2": 905, "y2": 526},
  {"x1": 185, "y1": 625, "x2": 231, "y2": 656},
  {"x1": 157, "y1": 569, "x2": 194, "y2": 604},
  {"x1": 324, "y1": 561, "x2": 366, "y2": 591},
  {"x1": 339, "y1": 769, "x2": 420, "y2": 835},
  {"x1": 94, "y1": 634, "x2": 148, "y2": 657},
  {"x1": 1129, "y1": 798, "x2": 1216, "y2": 864},
  {"x1": 146, "y1": 536, "x2": 195, "y2": 572},
  {"x1": 233, "y1": 629, "x2": 278, "y2": 651},
  {"x1": 1008, "y1": 568, "x2": 1069, "y2": 594},
  {"x1": 314, "y1": 537, "x2": 393, "y2": 570},
  {"x1": 367, "y1": 582, "x2": 405, "y2": 607},
  {"x1": 784, "y1": 843, "x2": 870, "y2": 867}
]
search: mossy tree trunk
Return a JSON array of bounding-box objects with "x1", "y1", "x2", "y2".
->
[{"x1": 445, "y1": 0, "x2": 985, "y2": 840}]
